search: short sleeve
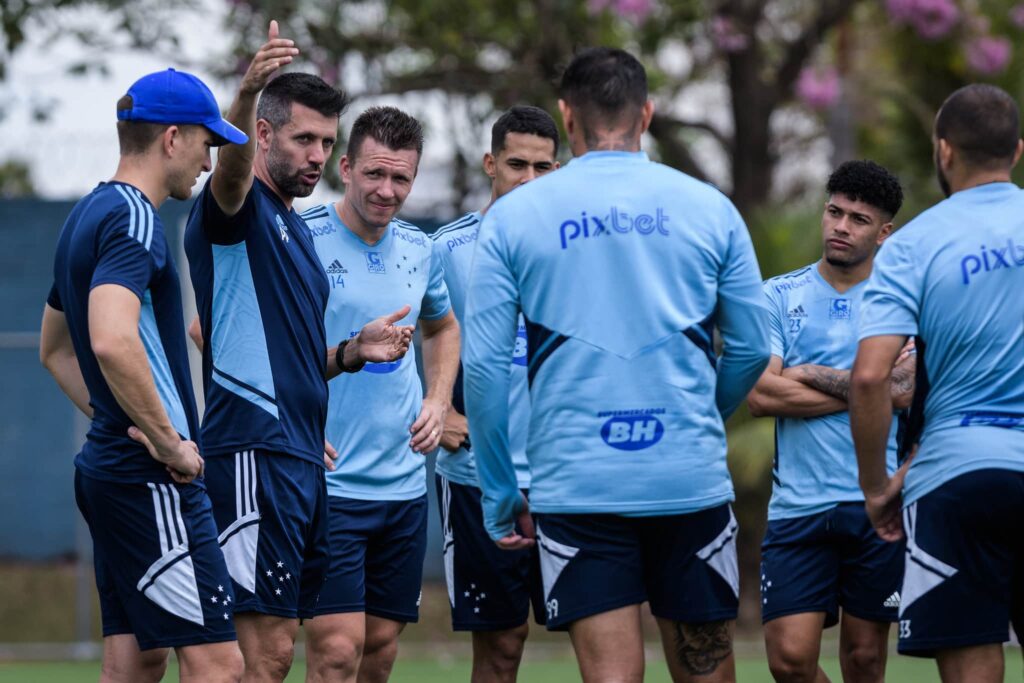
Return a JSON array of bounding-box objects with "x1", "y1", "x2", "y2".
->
[
  {"x1": 47, "y1": 283, "x2": 63, "y2": 311},
  {"x1": 90, "y1": 207, "x2": 157, "y2": 301},
  {"x1": 762, "y1": 281, "x2": 785, "y2": 358},
  {"x1": 419, "y1": 242, "x2": 452, "y2": 320},
  {"x1": 198, "y1": 177, "x2": 258, "y2": 246},
  {"x1": 859, "y1": 237, "x2": 921, "y2": 340}
]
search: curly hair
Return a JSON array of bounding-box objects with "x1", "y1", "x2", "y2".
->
[{"x1": 826, "y1": 160, "x2": 904, "y2": 219}]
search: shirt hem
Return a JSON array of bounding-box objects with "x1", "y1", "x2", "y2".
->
[
  {"x1": 903, "y1": 459, "x2": 1024, "y2": 506},
  {"x1": 529, "y1": 492, "x2": 734, "y2": 515},
  {"x1": 767, "y1": 496, "x2": 866, "y2": 522},
  {"x1": 201, "y1": 442, "x2": 325, "y2": 468}
]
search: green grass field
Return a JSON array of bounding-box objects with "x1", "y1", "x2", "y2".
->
[{"x1": 1, "y1": 653, "x2": 1022, "y2": 682}]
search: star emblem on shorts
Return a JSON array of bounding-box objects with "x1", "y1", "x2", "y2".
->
[
  {"x1": 223, "y1": 612, "x2": 230, "y2": 620},
  {"x1": 225, "y1": 596, "x2": 232, "y2": 604},
  {"x1": 285, "y1": 573, "x2": 291, "y2": 580},
  {"x1": 275, "y1": 588, "x2": 282, "y2": 596},
  {"x1": 266, "y1": 570, "x2": 274, "y2": 577},
  {"x1": 218, "y1": 585, "x2": 224, "y2": 592},
  {"x1": 279, "y1": 576, "x2": 285, "y2": 582},
  {"x1": 277, "y1": 561, "x2": 284, "y2": 568},
  {"x1": 210, "y1": 596, "x2": 218, "y2": 603}
]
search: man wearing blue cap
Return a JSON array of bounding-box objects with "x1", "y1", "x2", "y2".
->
[
  {"x1": 183, "y1": 22, "x2": 415, "y2": 683},
  {"x1": 40, "y1": 68, "x2": 246, "y2": 681}
]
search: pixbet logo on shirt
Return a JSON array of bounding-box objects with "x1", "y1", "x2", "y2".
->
[
  {"x1": 959, "y1": 240, "x2": 1024, "y2": 284},
  {"x1": 598, "y1": 408, "x2": 666, "y2": 451},
  {"x1": 559, "y1": 207, "x2": 670, "y2": 250}
]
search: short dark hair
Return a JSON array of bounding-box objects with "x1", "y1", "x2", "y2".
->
[
  {"x1": 826, "y1": 160, "x2": 904, "y2": 220},
  {"x1": 346, "y1": 106, "x2": 424, "y2": 161},
  {"x1": 490, "y1": 106, "x2": 560, "y2": 157},
  {"x1": 116, "y1": 95, "x2": 168, "y2": 155},
  {"x1": 256, "y1": 72, "x2": 350, "y2": 130},
  {"x1": 559, "y1": 47, "x2": 648, "y2": 130},
  {"x1": 935, "y1": 84, "x2": 1020, "y2": 168}
]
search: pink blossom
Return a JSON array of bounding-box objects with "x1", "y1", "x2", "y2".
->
[
  {"x1": 795, "y1": 66, "x2": 841, "y2": 110},
  {"x1": 885, "y1": 0, "x2": 960, "y2": 40},
  {"x1": 1009, "y1": 4, "x2": 1024, "y2": 29},
  {"x1": 965, "y1": 36, "x2": 1012, "y2": 75},
  {"x1": 711, "y1": 15, "x2": 749, "y2": 53},
  {"x1": 587, "y1": 0, "x2": 655, "y2": 22}
]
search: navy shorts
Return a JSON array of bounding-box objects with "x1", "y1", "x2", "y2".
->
[
  {"x1": 205, "y1": 450, "x2": 329, "y2": 619},
  {"x1": 437, "y1": 475, "x2": 545, "y2": 631},
  {"x1": 534, "y1": 504, "x2": 739, "y2": 630},
  {"x1": 898, "y1": 469, "x2": 1024, "y2": 657},
  {"x1": 760, "y1": 502, "x2": 904, "y2": 627},
  {"x1": 313, "y1": 495, "x2": 428, "y2": 623},
  {"x1": 74, "y1": 469, "x2": 237, "y2": 650}
]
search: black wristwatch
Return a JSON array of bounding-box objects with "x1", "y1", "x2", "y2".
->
[{"x1": 335, "y1": 338, "x2": 366, "y2": 373}]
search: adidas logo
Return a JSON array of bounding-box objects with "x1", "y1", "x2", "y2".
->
[
  {"x1": 787, "y1": 304, "x2": 807, "y2": 319},
  {"x1": 883, "y1": 591, "x2": 900, "y2": 608},
  {"x1": 326, "y1": 259, "x2": 348, "y2": 275}
]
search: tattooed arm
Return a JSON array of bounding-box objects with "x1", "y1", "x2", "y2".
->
[
  {"x1": 747, "y1": 356, "x2": 847, "y2": 419},
  {"x1": 785, "y1": 350, "x2": 915, "y2": 408}
]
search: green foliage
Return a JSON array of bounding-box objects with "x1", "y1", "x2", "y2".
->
[{"x1": 0, "y1": 158, "x2": 35, "y2": 198}]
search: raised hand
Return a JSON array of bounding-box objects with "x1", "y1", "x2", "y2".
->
[
  {"x1": 240, "y1": 20, "x2": 299, "y2": 97},
  {"x1": 354, "y1": 305, "x2": 415, "y2": 364}
]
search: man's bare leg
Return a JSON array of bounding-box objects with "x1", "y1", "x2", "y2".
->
[
  {"x1": 838, "y1": 613, "x2": 889, "y2": 683},
  {"x1": 235, "y1": 613, "x2": 298, "y2": 683},
  {"x1": 471, "y1": 623, "x2": 529, "y2": 683},
  {"x1": 657, "y1": 617, "x2": 736, "y2": 683},
  {"x1": 357, "y1": 614, "x2": 405, "y2": 683},
  {"x1": 568, "y1": 604, "x2": 644, "y2": 683},
  {"x1": 304, "y1": 612, "x2": 365, "y2": 683},
  {"x1": 936, "y1": 643, "x2": 1004, "y2": 683},
  {"x1": 99, "y1": 635, "x2": 168, "y2": 683},
  {"x1": 177, "y1": 640, "x2": 245, "y2": 683},
  {"x1": 763, "y1": 612, "x2": 829, "y2": 683}
]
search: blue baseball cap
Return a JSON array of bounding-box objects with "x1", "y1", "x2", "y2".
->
[{"x1": 117, "y1": 68, "x2": 248, "y2": 146}]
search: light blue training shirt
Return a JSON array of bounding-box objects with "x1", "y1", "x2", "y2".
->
[
  {"x1": 432, "y1": 211, "x2": 531, "y2": 490},
  {"x1": 463, "y1": 150, "x2": 772, "y2": 540},
  {"x1": 303, "y1": 202, "x2": 451, "y2": 500},
  {"x1": 859, "y1": 182, "x2": 1024, "y2": 506},
  {"x1": 764, "y1": 262, "x2": 898, "y2": 521}
]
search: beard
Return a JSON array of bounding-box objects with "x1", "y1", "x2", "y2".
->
[
  {"x1": 168, "y1": 166, "x2": 196, "y2": 201},
  {"x1": 934, "y1": 148, "x2": 952, "y2": 198},
  {"x1": 266, "y1": 143, "x2": 320, "y2": 198}
]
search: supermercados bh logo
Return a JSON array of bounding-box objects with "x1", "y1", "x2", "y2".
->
[
  {"x1": 598, "y1": 408, "x2": 666, "y2": 451},
  {"x1": 559, "y1": 208, "x2": 669, "y2": 250},
  {"x1": 960, "y1": 240, "x2": 1024, "y2": 284}
]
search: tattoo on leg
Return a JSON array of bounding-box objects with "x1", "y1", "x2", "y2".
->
[{"x1": 671, "y1": 621, "x2": 732, "y2": 676}]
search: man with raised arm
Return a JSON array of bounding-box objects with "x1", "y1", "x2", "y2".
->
[
  {"x1": 41, "y1": 68, "x2": 246, "y2": 682},
  {"x1": 183, "y1": 23, "x2": 413, "y2": 683},
  {"x1": 851, "y1": 84, "x2": 1024, "y2": 683},
  {"x1": 463, "y1": 48, "x2": 771, "y2": 683},
  {"x1": 747, "y1": 160, "x2": 912, "y2": 683},
  {"x1": 300, "y1": 106, "x2": 460, "y2": 683}
]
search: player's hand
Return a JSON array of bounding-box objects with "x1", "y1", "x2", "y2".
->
[
  {"x1": 240, "y1": 20, "x2": 299, "y2": 97},
  {"x1": 323, "y1": 438, "x2": 338, "y2": 472},
  {"x1": 439, "y1": 408, "x2": 470, "y2": 453},
  {"x1": 410, "y1": 397, "x2": 447, "y2": 454},
  {"x1": 352, "y1": 306, "x2": 415, "y2": 364},
  {"x1": 864, "y1": 447, "x2": 915, "y2": 542},
  {"x1": 129, "y1": 426, "x2": 204, "y2": 484},
  {"x1": 496, "y1": 494, "x2": 535, "y2": 551},
  {"x1": 895, "y1": 338, "x2": 916, "y2": 367}
]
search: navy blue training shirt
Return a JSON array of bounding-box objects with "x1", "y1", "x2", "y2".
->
[
  {"x1": 49, "y1": 181, "x2": 200, "y2": 483},
  {"x1": 185, "y1": 176, "x2": 330, "y2": 466}
]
